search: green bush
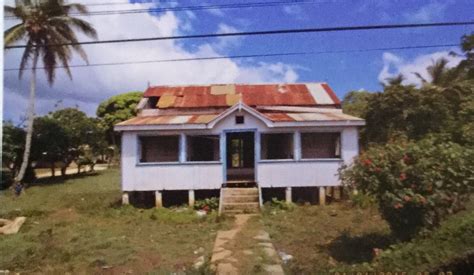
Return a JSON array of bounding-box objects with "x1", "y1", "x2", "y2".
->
[
  {"x1": 194, "y1": 197, "x2": 219, "y2": 212},
  {"x1": 340, "y1": 137, "x2": 474, "y2": 240},
  {"x1": 350, "y1": 192, "x2": 377, "y2": 209}
]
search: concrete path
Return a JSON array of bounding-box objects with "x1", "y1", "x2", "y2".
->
[{"x1": 210, "y1": 214, "x2": 284, "y2": 275}]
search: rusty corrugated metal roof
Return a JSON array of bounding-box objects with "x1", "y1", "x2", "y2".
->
[
  {"x1": 116, "y1": 114, "x2": 219, "y2": 126},
  {"x1": 143, "y1": 83, "x2": 340, "y2": 108},
  {"x1": 262, "y1": 112, "x2": 363, "y2": 122}
]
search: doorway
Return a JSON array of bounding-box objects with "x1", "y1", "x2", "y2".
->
[{"x1": 226, "y1": 131, "x2": 255, "y2": 183}]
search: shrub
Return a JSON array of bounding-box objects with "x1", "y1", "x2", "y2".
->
[
  {"x1": 194, "y1": 197, "x2": 219, "y2": 212},
  {"x1": 269, "y1": 197, "x2": 295, "y2": 211},
  {"x1": 340, "y1": 137, "x2": 474, "y2": 240},
  {"x1": 350, "y1": 192, "x2": 377, "y2": 209}
]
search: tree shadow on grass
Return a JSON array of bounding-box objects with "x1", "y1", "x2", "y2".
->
[
  {"x1": 27, "y1": 171, "x2": 101, "y2": 187},
  {"x1": 326, "y1": 230, "x2": 395, "y2": 264}
]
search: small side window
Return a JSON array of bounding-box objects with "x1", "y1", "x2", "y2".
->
[{"x1": 235, "y1": 115, "x2": 244, "y2": 124}]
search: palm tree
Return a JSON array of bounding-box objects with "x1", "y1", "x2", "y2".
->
[
  {"x1": 413, "y1": 58, "x2": 461, "y2": 87},
  {"x1": 4, "y1": 0, "x2": 97, "y2": 183}
]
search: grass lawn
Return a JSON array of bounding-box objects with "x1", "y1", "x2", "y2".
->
[
  {"x1": 263, "y1": 199, "x2": 474, "y2": 274},
  {"x1": 262, "y1": 202, "x2": 392, "y2": 274},
  {"x1": 0, "y1": 168, "x2": 230, "y2": 274}
]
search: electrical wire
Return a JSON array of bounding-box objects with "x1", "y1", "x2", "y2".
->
[
  {"x1": 5, "y1": 21, "x2": 473, "y2": 49},
  {"x1": 4, "y1": 43, "x2": 460, "y2": 72}
]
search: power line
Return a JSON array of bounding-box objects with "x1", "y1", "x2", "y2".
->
[
  {"x1": 4, "y1": 0, "x2": 326, "y2": 19},
  {"x1": 4, "y1": 43, "x2": 459, "y2": 72},
  {"x1": 5, "y1": 21, "x2": 474, "y2": 49}
]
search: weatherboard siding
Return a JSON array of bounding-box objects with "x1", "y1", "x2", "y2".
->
[{"x1": 120, "y1": 114, "x2": 360, "y2": 191}]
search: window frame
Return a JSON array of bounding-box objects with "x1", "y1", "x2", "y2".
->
[
  {"x1": 300, "y1": 131, "x2": 342, "y2": 160},
  {"x1": 260, "y1": 132, "x2": 295, "y2": 161},
  {"x1": 185, "y1": 134, "x2": 221, "y2": 163},
  {"x1": 137, "y1": 134, "x2": 180, "y2": 164}
]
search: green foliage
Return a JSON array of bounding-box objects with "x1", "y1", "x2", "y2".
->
[
  {"x1": 335, "y1": 200, "x2": 474, "y2": 273},
  {"x1": 2, "y1": 122, "x2": 25, "y2": 175},
  {"x1": 266, "y1": 198, "x2": 295, "y2": 211},
  {"x1": 363, "y1": 82, "x2": 474, "y2": 146},
  {"x1": 194, "y1": 197, "x2": 219, "y2": 211},
  {"x1": 342, "y1": 90, "x2": 374, "y2": 118},
  {"x1": 350, "y1": 192, "x2": 376, "y2": 209},
  {"x1": 96, "y1": 92, "x2": 142, "y2": 145},
  {"x1": 340, "y1": 137, "x2": 474, "y2": 240},
  {"x1": 31, "y1": 116, "x2": 70, "y2": 165}
]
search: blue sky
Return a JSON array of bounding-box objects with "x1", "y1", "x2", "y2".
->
[{"x1": 3, "y1": 0, "x2": 474, "y2": 122}]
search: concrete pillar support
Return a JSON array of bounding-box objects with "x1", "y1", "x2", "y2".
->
[
  {"x1": 189, "y1": 190, "x2": 195, "y2": 207},
  {"x1": 285, "y1": 187, "x2": 292, "y2": 203},
  {"x1": 122, "y1": 192, "x2": 129, "y2": 205},
  {"x1": 155, "y1": 191, "x2": 163, "y2": 208},
  {"x1": 319, "y1": 187, "x2": 326, "y2": 206}
]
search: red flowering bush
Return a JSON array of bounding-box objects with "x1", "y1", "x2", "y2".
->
[{"x1": 340, "y1": 137, "x2": 474, "y2": 240}]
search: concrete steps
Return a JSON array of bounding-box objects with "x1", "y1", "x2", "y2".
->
[{"x1": 220, "y1": 188, "x2": 260, "y2": 215}]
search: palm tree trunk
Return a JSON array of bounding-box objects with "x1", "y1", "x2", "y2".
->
[{"x1": 15, "y1": 54, "x2": 38, "y2": 183}]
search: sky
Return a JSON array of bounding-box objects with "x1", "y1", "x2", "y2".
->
[{"x1": 2, "y1": 0, "x2": 474, "y2": 123}]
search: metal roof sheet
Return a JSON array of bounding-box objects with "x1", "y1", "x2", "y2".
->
[
  {"x1": 116, "y1": 114, "x2": 219, "y2": 126},
  {"x1": 262, "y1": 112, "x2": 363, "y2": 122},
  {"x1": 143, "y1": 83, "x2": 340, "y2": 108}
]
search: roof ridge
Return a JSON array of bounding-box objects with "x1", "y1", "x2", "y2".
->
[{"x1": 147, "y1": 82, "x2": 327, "y2": 88}]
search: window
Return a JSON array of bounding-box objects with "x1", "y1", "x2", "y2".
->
[
  {"x1": 235, "y1": 115, "x2": 244, "y2": 124},
  {"x1": 301, "y1": 133, "x2": 341, "y2": 159},
  {"x1": 261, "y1": 133, "x2": 294, "y2": 160},
  {"x1": 139, "y1": 136, "x2": 179, "y2": 162},
  {"x1": 187, "y1": 135, "x2": 220, "y2": 161}
]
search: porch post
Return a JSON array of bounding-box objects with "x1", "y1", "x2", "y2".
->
[
  {"x1": 220, "y1": 132, "x2": 226, "y2": 182},
  {"x1": 179, "y1": 133, "x2": 186, "y2": 163},
  {"x1": 155, "y1": 191, "x2": 163, "y2": 208},
  {"x1": 319, "y1": 187, "x2": 326, "y2": 205},
  {"x1": 285, "y1": 187, "x2": 292, "y2": 203},
  {"x1": 188, "y1": 190, "x2": 195, "y2": 207},
  {"x1": 122, "y1": 192, "x2": 129, "y2": 205},
  {"x1": 294, "y1": 131, "x2": 301, "y2": 160}
]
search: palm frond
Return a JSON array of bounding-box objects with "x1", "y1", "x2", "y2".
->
[
  {"x1": 18, "y1": 40, "x2": 35, "y2": 79},
  {"x1": 413, "y1": 72, "x2": 428, "y2": 84},
  {"x1": 50, "y1": 16, "x2": 98, "y2": 40},
  {"x1": 427, "y1": 58, "x2": 449, "y2": 85},
  {"x1": 63, "y1": 3, "x2": 88, "y2": 14},
  {"x1": 4, "y1": 23, "x2": 27, "y2": 47},
  {"x1": 49, "y1": 20, "x2": 88, "y2": 62}
]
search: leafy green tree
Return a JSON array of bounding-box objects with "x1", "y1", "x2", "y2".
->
[
  {"x1": 341, "y1": 90, "x2": 374, "y2": 118},
  {"x1": 96, "y1": 91, "x2": 142, "y2": 146},
  {"x1": 30, "y1": 116, "x2": 70, "y2": 177},
  {"x1": 49, "y1": 108, "x2": 108, "y2": 174},
  {"x1": 4, "y1": 0, "x2": 97, "y2": 183},
  {"x1": 1, "y1": 122, "x2": 32, "y2": 187}
]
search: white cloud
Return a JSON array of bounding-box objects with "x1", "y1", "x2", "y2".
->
[
  {"x1": 3, "y1": 3, "x2": 299, "y2": 121},
  {"x1": 378, "y1": 50, "x2": 463, "y2": 86},
  {"x1": 403, "y1": 1, "x2": 450, "y2": 22}
]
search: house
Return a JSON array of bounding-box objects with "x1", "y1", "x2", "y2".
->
[{"x1": 114, "y1": 83, "x2": 364, "y2": 213}]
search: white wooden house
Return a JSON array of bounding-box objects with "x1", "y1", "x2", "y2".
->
[{"x1": 114, "y1": 83, "x2": 364, "y2": 213}]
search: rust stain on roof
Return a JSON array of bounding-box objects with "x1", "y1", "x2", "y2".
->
[
  {"x1": 262, "y1": 112, "x2": 363, "y2": 122},
  {"x1": 145, "y1": 83, "x2": 339, "y2": 108},
  {"x1": 117, "y1": 114, "x2": 220, "y2": 126}
]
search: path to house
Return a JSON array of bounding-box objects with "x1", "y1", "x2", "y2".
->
[
  {"x1": 35, "y1": 164, "x2": 109, "y2": 179},
  {"x1": 210, "y1": 214, "x2": 285, "y2": 274}
]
